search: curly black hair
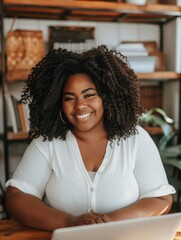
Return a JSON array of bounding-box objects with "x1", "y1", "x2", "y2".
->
[{"x1": 21, "y1": 45, "x2": 143, "y2": 141}]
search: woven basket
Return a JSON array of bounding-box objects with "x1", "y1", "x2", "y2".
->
[{"x1": 6, "y1": 30, "x2": 45, "y2": 81}]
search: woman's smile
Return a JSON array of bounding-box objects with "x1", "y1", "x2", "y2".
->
[{"x1": 74, "y1": 112, "x2": 92, "y2": 120}]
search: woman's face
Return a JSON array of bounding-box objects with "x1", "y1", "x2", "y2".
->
[{"x1": 62, "y1": 73, "x2": 104, "y2": 133}]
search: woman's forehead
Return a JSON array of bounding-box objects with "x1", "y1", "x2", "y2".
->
[{"x1": 63, "y1": 73, "x2": 96, "y2": 92}]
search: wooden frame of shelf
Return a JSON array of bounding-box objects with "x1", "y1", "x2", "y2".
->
[
  {"x1": 7, "y1": 132, "x2": 28, "y2": 141},
  {"x1": 0, "y1": 132, "x2": 29, "y2": 141},
  {"x1": 3, "y1": 0, "x2": 181, "y2": 23},
  {"x1": 5, "y1": 71, "x2": 181, "y2": 82},
  {"x1": 144, "y1": 127, "x2": 163, "y2": 135},
  {"x1": 137, "y1": 71, "x2": 181, "y2": 81}
]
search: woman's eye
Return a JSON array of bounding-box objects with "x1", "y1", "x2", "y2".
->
[
  {"x1": 64, "y1": 97, "x2": 75, "y2": 101},
  {"x1": 84, "y1": 93, "x2": 96, "y2": 99}
]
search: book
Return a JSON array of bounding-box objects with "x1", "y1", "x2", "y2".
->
[
  {"x1": 11, "y1": 95, "x2": 22, "y2": 132},
  {"x1": 115, "y1": 42, "x2": 149, "y2": 57},
  {"x1": 116, "y1": 43, "x2": 147, "y2": 50},
  {"x1": 121, "y1": 41, "x2": 158, "y2": 54},
  {"x1": 17, "y1": 103, "x2": 29, "y2": 133},
  {"x1": 4, "y1": 85, "x2": 18, "y2": 133},
  {"x1": 127, "y1": 56, "x2": 157, "y2": 73},
  {"x1": 22, "y1": 103, "x2": 30, "y2": 132},
  {"x1": 121, "y1": 51, "x2": 149, "y2": 56}
]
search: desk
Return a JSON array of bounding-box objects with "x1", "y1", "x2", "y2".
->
[
  {"x1": 0, "y1": 220, "x2": 51, "y2": 239},
  {"x1": 0, "y1": 219, "x2": 181, "y2": 240}
]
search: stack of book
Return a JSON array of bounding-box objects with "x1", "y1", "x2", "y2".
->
[
  {"x1": 115, "y1": 42, "x2": 157, "y2": 73},
  {"x1": 127, "y1": 56, "x2": 157, "y2": 73},
  {"x1": 115, "y1": 42, "x2": 149, "y2": 56},
  {"x1": 5, "y1": 86, "x2": 30, "y2": 133}
]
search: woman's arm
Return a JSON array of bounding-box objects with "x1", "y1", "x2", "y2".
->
[
  {"x1": 72, "y1": 195, "x2": 173, "y2": 224},
  {"x1": 6, "y1": 187, "x2": 173, "y2": 230},
  {"x1": 6, "y1": 186, "x2": 74, "y2": 231},
  {"x1": 6, "y1": 186, "x2": 110, "y2": 230},
  {"x1": 106, "y1": 194, "x2": 173, "y2": 221}
]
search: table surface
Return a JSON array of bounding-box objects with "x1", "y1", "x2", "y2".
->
[
  {"x1": 0, "y1": 219, "x2": 181, "y2": 240},
  {"x1": 0, "y1": 220, "x2": 51, "y2": 240}
]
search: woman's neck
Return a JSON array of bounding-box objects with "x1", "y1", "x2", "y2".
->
[{"x1": 71, "y1": 128, "x2": 108, "y2": 144}]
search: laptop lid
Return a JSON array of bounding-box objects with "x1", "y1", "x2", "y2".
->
[{"x1": 51, "y1": 212, "x2": 181, "y2": 240}]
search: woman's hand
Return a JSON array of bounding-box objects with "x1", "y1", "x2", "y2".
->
[
  {"x1": 71, "y1": 212, "x2": 111, "y2": 226},
  {"x1": 71, "y1": 195, "x2": 173, "y2": 227}
]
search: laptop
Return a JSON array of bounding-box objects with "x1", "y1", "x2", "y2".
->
[{"x1": 51, "y1": 212, "x2": 181, "y2": 240}]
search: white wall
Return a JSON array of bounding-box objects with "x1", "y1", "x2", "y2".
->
[
  {"x1": 163, "y1": 17, "x2": 181, "y2": 73},
  {"x1": 163, "y1": 17, "x2": 181, "y2": 129},
  {"x1": 0, "y1": 18, "x2": 178, "y2": 185},
  {"x1": 163, "y1": 81, "x2": 180, "y2": 129}
]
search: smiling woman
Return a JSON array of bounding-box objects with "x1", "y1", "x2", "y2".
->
[{"x1": 5, "y1": 45, "x2": 175, "y2": 231}]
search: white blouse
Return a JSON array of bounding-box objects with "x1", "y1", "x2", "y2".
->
[{"x1": 6, "y1": 126, "x2": 175, "y2": 216}]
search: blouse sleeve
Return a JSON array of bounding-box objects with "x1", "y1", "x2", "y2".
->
[
  {"x1": 133, "y1": 126, "x2": 176, "y2": 199},
  {"x1": 6, "y1": 137, "x2": 52, "y2": 199}
]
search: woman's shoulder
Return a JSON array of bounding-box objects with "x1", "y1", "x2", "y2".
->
[
  {"x1": 30, "y1": 134, "x2": 67, "y2": 151},
  {"x1": 28, "y1": 135, "x2": 67, "y2": 160},
  {"x1": 136, "y1": 125, "x2": 149, "y2": 136},
  {"x1": 118, "y1": 125, "x2": 151, "y2": 146},
  {"x1": 134, "y1": 125, "x2": 151, "y2": 142},
  {"x1": 133, "y1": 125, "x2": 157, "y2": 149}
]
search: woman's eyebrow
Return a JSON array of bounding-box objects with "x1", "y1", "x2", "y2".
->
[
  {"x1": 81, "y1": 88, "x2": 96, "y2": 94},
  {"x1": 63, "y1": 88, "x2": 96, "y2": 96}
]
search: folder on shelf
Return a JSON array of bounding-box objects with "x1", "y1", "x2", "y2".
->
[
  {"x1": 4, "y1": 85, "x2": 18, "y2": 133},
  {"x1": 17, "y1": 103, "x2": 30, "y2": 133},
  {"x1": 11, "y1": 95, "x2": 22, "y2": 132},
  {"x1": 127, "y1": 56, "x2": 157, "y2": 73},
  {"x1": 4, "y1": 84, "x2": 30, "y2": 133}
]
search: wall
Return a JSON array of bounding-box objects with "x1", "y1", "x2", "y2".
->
[
  {"x1": 163, "y1": 17, "x2": 181, "y2": 129},
  {"x1": 0, "y1": 18, "x2": 179, "y2": 185},
  {"x1": 163, "y1": 17, "x2": 181, "y2": 73}
]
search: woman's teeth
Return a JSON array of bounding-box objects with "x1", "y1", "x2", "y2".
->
[{"x1": 76, "y1": 113, "x2": 91, "y2": 119}]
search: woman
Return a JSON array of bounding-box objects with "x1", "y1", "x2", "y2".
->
[{"x1": 6, "y1": 45, "x2": 175, "y2": 231}]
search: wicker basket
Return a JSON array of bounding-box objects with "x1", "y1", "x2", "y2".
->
[{"x1": 6, "y1": 30, "x2": 45, "y2": 81}]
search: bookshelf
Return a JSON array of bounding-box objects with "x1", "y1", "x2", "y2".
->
[{"x1": 0, "y1": 0, "x2": 181, "y2": 183}]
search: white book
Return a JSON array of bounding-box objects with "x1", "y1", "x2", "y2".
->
[
  {"x1": 116, "y1": 43, "x2": 146, "y2": 51},
  {"x1": 127, "y1": 56, "x2": 156, "y2": 61},
  {"x1": 121, "y1": 51, "x2": 149, "y2": 56},
  {"x1": 129, "y1": 65, "x2": 155, "y2": 73},
  {"x1": 127, "y1": 56, "x2": 156, "y2": 72}
]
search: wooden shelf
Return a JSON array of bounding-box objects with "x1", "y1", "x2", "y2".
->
[
  {"x1": 0, "y1": 132, "x2": 29, "y2": 141},
  {"x1": 137, "y1": 71, "x2": 181, "y2": 81},
  {"x1": 5, "y1": 71, "x2": 181, "y2": 82},
  {"x1": 3, "y1": 0, "x2": 181, "y2": 23},
  {"x1": 4, "y1": 2, "x2": 181, "y2": 83},
  {"x1": 144, "y1": 126, "x2": 163, "y2": 135},
  {"x1": 7, "y1": 132, "x2": 28, "y2": 141}
]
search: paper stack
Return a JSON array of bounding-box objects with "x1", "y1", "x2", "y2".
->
[{"x1": 115, "y1": 42, "x2": 157, "y2": 73}]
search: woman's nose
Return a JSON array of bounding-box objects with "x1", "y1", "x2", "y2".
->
[{"x1": 74, "y1": 98, "x2": 87, "y2": 109}]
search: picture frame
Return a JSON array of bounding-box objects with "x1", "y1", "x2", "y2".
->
[{"x1": 49, "y1": 26, "x2": 95, "y2": 52}]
